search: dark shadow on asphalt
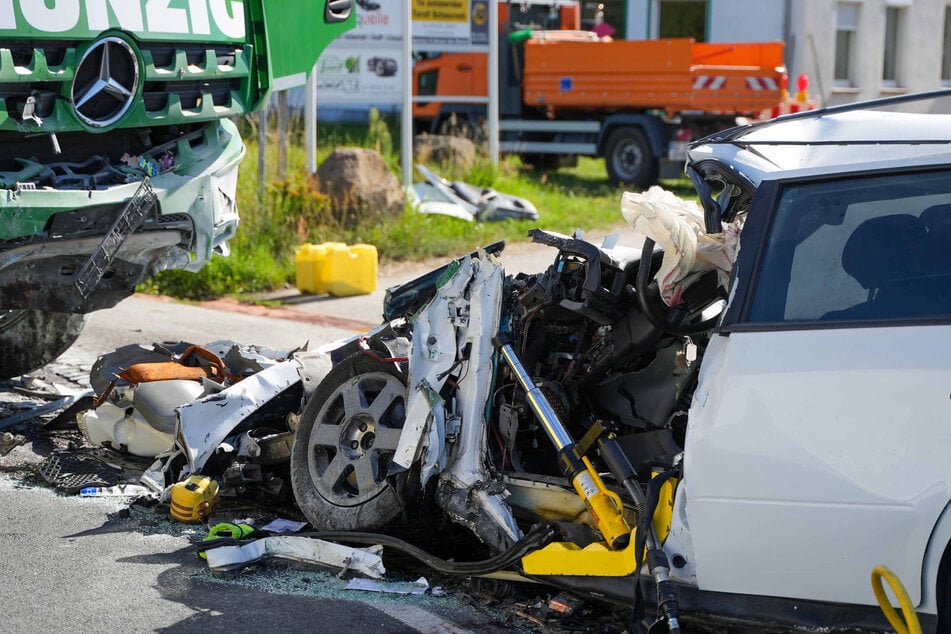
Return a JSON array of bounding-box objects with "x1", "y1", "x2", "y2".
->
[{"x1": 152, "y1": 564, "x2": 415, "y2": 634}]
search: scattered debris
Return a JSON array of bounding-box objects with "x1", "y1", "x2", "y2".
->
[
  {"x1": 0, "y1": 392, "x2": 93, "y2": 430},
  {"x1": 547, "y1": 593, "x2": 583, "y2": 616},
  {"x1": 36, "y1": 452, "x2": 123, "y2": 493},
  {"x1": 261, "y1": 518, "x2": 308, "y2": 533},
  {"x1": 202, "y1": 535, "x2": 386, "y2": 579},
  {"x1": 344, "y1": 576, "x2": 438, "y2": 596},
  {"x1": 79, "y1": 484, "x2": 156, "y2": 498},
  {"x1": 409, "y1": 164, "x2": 539, "y2": 222},
  {"x1": 0, "y1": 431, "x2": 24, "y2": 456}
]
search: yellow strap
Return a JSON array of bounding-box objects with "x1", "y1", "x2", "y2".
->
[{"x1": 870, "y1": 565, "x2": 921, "y2": 634}]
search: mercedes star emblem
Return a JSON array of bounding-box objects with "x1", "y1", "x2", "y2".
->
[{"x1": 71, "y1": 37, "x2": 139, "y2": 128}]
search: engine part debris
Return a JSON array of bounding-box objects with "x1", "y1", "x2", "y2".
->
[{"x1": 0, "y1": 431, "x2": 25, "y2": 456}]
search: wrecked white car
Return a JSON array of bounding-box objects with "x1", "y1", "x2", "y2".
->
[{"x1": 285, "y1": 91, "x2": 951, "y2": 632}]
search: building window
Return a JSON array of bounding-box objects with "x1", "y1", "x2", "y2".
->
[
  {"x1": 659, "y1": 0, "x2": 707, "y2": 42},
  {"x1": 882, "y1": 6, "x2": 902, "y2": 85},
  {"x1": 835, "y1": 3, "x2": 859, "y2": 86},
  {"x1": 943, "y1": 7, "x2": 951, "y2": 82}
]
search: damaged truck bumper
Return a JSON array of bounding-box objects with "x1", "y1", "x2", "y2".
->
[{"x1": 0, "y1": 120, "x2": 243, "y2": 314}]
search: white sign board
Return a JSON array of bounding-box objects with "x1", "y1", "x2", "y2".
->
[
  {"x1": 316, "y1": 0, "x2": 489, "y2": 105},
  {"x1": 315, "y1": 47, "x2": 404, "y2": 105}
]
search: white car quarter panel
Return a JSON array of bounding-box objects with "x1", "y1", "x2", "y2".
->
[{"x1": 685, "y1": 326, "x2": 951, "y2": 606}]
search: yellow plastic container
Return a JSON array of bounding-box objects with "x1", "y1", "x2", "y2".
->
[
  {"x1": 326, "y1": 243, "x2": 378, "y2": 297},
  {"x1": 295, "y1": 242, "x2": 345, "y2": 294},
  {"x1": 170, "y1": 475, "x2": 219, "y2": 523}
]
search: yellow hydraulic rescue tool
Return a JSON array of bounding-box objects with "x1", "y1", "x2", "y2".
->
[
  {"x1": 495, "y1": 334, "x2": 683, "y2": 632},
  {"x1": 494, "y1": 334, "x2": 673, "y2": 569}
]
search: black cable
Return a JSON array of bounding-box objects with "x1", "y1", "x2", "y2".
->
[
  {"x1": 301, "y1": 523, "x2": 557, "y2": 575},
  {"x1": 196, "y1": 522, "x2": 558, "y2": 576}
]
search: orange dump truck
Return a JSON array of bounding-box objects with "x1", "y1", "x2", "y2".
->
[{"x1": 413, "y1": 4, "x2": 785, "y2": 187}]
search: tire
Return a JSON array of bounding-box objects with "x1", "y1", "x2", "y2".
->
[
  {"x1": 0, "y1": 310, "x2": 85, "y2": 380},
  {"x1": 604, "y1": 126, "x2": 659, "y2": 189},
  {"x1": 291, "y1": 353, "x2": 413, "y2": 530},
  {"x1": 937, "y1": 547, "x2": 951, "y2": 633}
]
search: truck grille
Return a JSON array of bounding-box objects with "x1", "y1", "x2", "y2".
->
[{"x1": 0, "y1": 40, "x2": 252, "y2": 132}]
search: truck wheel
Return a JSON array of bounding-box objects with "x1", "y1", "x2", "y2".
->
[
  {"x1": 604, "y1": 126, "x2": 658, "y2": 189},
  {"x1": 291, "y1": 353, "x2": 413, "y2": 530},
  {"x1": 0, "y1": 310, "x2": 85, "y2": 380}
]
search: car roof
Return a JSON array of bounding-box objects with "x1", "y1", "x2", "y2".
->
[{"x1": 687, "y1": 90, "x2": 951, "y2": 186}]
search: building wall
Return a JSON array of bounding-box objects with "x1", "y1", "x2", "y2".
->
[
  {"x1": 784, "y1": 0, "x2": 948, "y2": 108},
  {"x1": 626, "y1": 0, "x2": 651, "y2": 39},
  {"x1": 708, "y1": 0, "x2": 784, "y2": 42}
]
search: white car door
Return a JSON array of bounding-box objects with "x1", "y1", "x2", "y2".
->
[{"x1": 683, "y1": 167, "x2": 951, "y2": 607}]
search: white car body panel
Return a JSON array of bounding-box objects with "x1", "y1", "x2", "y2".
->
[{"x1": 683, "y1": 326, "x2": 951, "y2": 607}]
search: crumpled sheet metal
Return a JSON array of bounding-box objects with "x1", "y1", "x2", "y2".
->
[
  {"x1": 392, "y1": 254, "x2": 476, "y2": 475},
  {"x1": 177, "y1": 358, "x2": 302, "y2": 472},
  {"x1": 621, "y1": 186, "x2": 740, "y2": 306},
  {"x1": 203, "y1": 536, "x2": 386, "y2": 578},
  {"x1": 293, "y1": 349, "x2": 335, "y2": 398},
  {"x1": 82, "y1": 340, "x2": 338, "y2": 477},
  {"x1": 82, "y1": 340, "x2": 307, "y2": 470}
]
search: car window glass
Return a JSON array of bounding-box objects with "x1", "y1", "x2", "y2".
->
[{"x1": 747, "y1": 169, "x2": 951, "y2": 323}]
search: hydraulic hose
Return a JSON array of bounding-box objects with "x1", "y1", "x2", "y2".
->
[{"x1": 197, "y1": 522, "x2": 559, "y2": 577}]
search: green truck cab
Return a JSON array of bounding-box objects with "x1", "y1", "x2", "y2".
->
[{"x1": 0, "y1": 0, "x2": 353, "y2": 378}]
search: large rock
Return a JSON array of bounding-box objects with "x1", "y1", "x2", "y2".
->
[
  {"x1": 316, "y1": 147, "x2": 404, "y2": 226},
  {"x1": 413, "y1": 134, "x2": 476, "y2": 171}
]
